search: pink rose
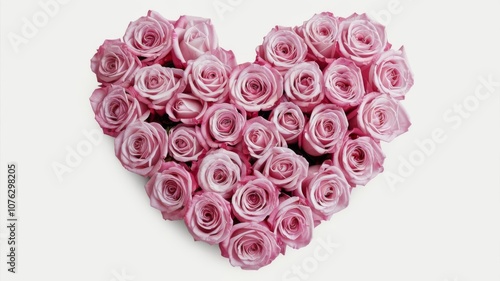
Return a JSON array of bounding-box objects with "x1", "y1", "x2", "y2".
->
[
  {"x1": 256, "y1": 26, "x2": 308, "y2": 74},
  {"x1": 253, "y1": 147, "x2": 308, "y2": 192},
  {"x1": 333, "y1": 133, "x2": 385, "y2": 186},
  {"x1": 267, "y1": 196, "x2": 314, "y2": 251},
  {"x1": 323, "y1": 58, "x2": 365, "y2": 109},
  {"x1": 229, "y1": 63, "x2": 283, "y2": 112},
  {"x1": 165, "y1": 93, "x2": 207, "y2": 125},
  {"x1": 200, "y1": 103, "x2": 246, "y2": 148},
  {"x1": 212, "y1": 47, "x2": 237, "y2": 70},
  {"x1": 295, "y1": 12, "x2": 340, "y2": 64},
  {"x1": 133, "y1": 64, "x2": 186, "y2": 112},
  {"x1": 367, "y1": 47, "x2": 414, "y2": 100},
  {"x1": 145, "y1": 162, "x2": 196, "y2": 220},
  {"x1": 220, "y1": 222, "x2": 280, "y2": 270},
  {"x1": 196, "y1": 148, "x2": 248, "y2": 199},
  {"x1": 114, "y1": 120, "x2": 168, "y2": 177},
  {"x1": 123, "y1": 10, "x2": 175, "y2": 65},
  {"x1": 299, "y1": 104, "x2": 348, "y2": 156},
  {"x1": 338, "y1": 13, "x2": 388, "y2": 66},
  {"x1": 231, "y1": 174, "x2": 280, "y2": 222},
  {"x1": 168, "y1": 124, "x2": 208, "y2": 162},
  {"x1": 268, "y1": 102, "x2": 306, "y2": 144},
  {"x1": 283, "y1": 61, "x2": 324, "y2": 113},
  {"x1": 350, "y1": 92, "x2": 411, "y2": 142},
  {"x1": 242, "y1": 117, "x2": 287, "y2": 159},
  {"x1": 90, "y1": 39, "x2": 140, "y2": 86},
  {"x1": 90, "y1": 85, "x2": 149, "y2": 137},
  {"x1": 184, "y1": 54, "x2": 231, "y2": 103},
  {"x1": 184, "y1": 192, "x2": 232, "y2": 245}
]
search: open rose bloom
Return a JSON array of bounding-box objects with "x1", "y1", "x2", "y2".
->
[{"x1": 90, "y1": 10, "x2": 414, "y2": 270}]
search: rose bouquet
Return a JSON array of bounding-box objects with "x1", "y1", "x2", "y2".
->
[{"x1": 90, "y1": 10, "x2": 413, "y2": 270}]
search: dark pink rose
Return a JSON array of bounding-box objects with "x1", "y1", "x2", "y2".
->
[
  {"x1": 299, "y1": 104, "x2": 348, "y2": 156},
  {"x1": 168, "y1": 124, "x2": 208, "y2": 162},
  {"x1": 268, "y1": 102, "x2": 306, "y2": 144},
  {"x1": 184, "y1": 191, "x2": 233, "y2": 245},
  {"x1": 220, "y1": 222, "x2": 280, "y2": 270},
  {"x1": 114, "y1": 120, "x2": 168, "y2": 177},
  {"x1": 90, "y1": 85, "x2": 149, "y2": 137},
  {"x1": 165, "y1": 93, "x2": 207, "y2": 125},
  {"x1": 123, "y1": 10, "x2": 175, "y2": 65},
  {"x1": 229, "y1": 63, "x2": 283, "y2": 112},
  {"x1": 242, "y1": 117, "x2": 287, "y2": 159},
  {"x1": 323, "y1": 58, "x2": 365, "y2": 109},
  {"x1": 283, "y1": 61, "x2": 324, "y2": 113},
  {"x1": 145, "y1": 162, "x2": 196, "y2": 220},
  {"x1": 184, "y1": 54, "x2": 231, "y2": 103},
  {"x1": 200, "y1": 103, "x2": 246, "y2": 148},
  {"x1": 90, "y1": 39, "x2": 140, "y2": 86}
]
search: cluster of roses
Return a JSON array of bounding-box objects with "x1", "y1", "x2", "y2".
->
[{"x1": 89, "y1": 10, "x2": 413, "y2": 270}]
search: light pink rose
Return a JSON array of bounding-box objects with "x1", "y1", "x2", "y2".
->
[
  {"x1": 297, "y1": 161, "x2": 351, "y2": 222},
  {"x1": 123, "y1": 10, "x2": 175, "y2": 65},
  {"x1": 268, "y1": 102, "x2": 306, "y2": 144},
  {"x1": 295, "y1": 12, "x2": 340, "y2": 64},
  {"x1": 253, "y1": 147, "x2": 308, "y2": 192},
  {"x1": 184, "y1": 54, "x2": 231, "y2": 103},
  {"x1": 168, "y1": 124, "x2": 208, "y2": 162},
  {"x1": 338, "y1": 13, "x2": 389, "y2": 66},
  {"x1": 267, "y1": 196, "x2": 314, "y2": 251},
  {"x1": 114, "y1": 120, "x2": 168, "y2": 177},
  {"x1": 350, "y1": 92, "x2": 411, "y2": 142},
  {"x1": 133, "y1": 64, "x2": 186, "y2": 112},
  {"x1": 200, "y1": 103, "x2": 246, "y2": 148},
  {"x1": 145, "y1": 162, "x2": 196, "y2": 220},
  {"x1": 229, "y1": 63, "x2": 283, "y2": 112},
  {"x1": 333, "y1": 133, "x2": 385, "y2": 186},
  {"x1": 256, "y1": 26, "x2": 308, "y2": 74},
  {"x1": 90, "y1": 85, "x2": 149, "y2": 137},
  {"x1": 212, "y1": 47, "x2": 237, "y2": 70},
  {"x1": 323, "y1": 58, "x2": 365, "y2": 109},
  {"x1": 165, "y1": 93, "x2": 207, "y2": 125},
  {"x1": 196, "y1": 148, "x2": 248, "y2": 199},
  {"x1": 184, "y1": 191, "x2": 232, "y2": 245},
  {"x1": 284, "y1": 61, "x2": 324, "y2": 113},
  {"x1": 242, "y1": 117, "x2": 287, "y2": 159},
  {"x1": 367, "y1": 47, "x2": 414, "y2": 100},
  {"x1": 299, "y1": 104, "x2": 348, "y2": 156},
  {"x1": 90, "y1": 39, "x2": 140, "y2": 86},
  {"x1": 220, "y1": 222, "x2": 280, "y2": 270},
  {"x1": 231, "y1": 174, "x2": 280, "y2": 222}
]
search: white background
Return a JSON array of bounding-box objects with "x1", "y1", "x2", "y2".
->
[{"x1": 1, "y1": 0, "x2": 499, "y2": 281}]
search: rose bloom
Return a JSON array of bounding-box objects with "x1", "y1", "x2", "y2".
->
[
  {"x1": 323, "y1": 58, "x2": 365, "y2": 109},
  {"x1": 184, "y1": 192, "x2": 233, "y2": 245},
  {"x1": 114, "y1": 120, "x2": 168, "y2": 177},
  {"x1": 229, "y1": 63, "x2": 283, "y2": 112},
  {"x1": 196, "y1": 148, "x2": 248, "y2": 199},
  {"x1": 90, "y1": 39, "x2": 140, "y2": 86},
  {"x1": 165, "y1": 93, "x2": 207, "y2": 125},
  {"x1": 242, "y1": 117, "x2": 287, "y2": 159},
  {"x1": 299, "y1": 104, "x2": 348, "y2": 156},
  {"x1": 350, "y1": 92, "x2": 411, "y2": 142},
  {"x1": 184, "y1": 54, "x2": 231, "y2": 103},
  {"x1": 200, "y1": 103, "x2": 246, "y2": 148},
  {"x1": 90, "y1": 85, "x2": 149, "y2": 137},
  {"x1": 333, "y1": 133, "x2": 385, "y2": 186},
  {"x1": 295, "y1": 12, "x2": 340, "y2": 64},
  {"x1": 367, "y1": 47, "x2": 414, "y2": 100},
  {"x1": 168, "y1": 124, "x2": 208, "y2": 162},
  {"x1": 133, "y1": 64, "x2": 186, "y2": 112},
  {"x1": 297, "y1": 161, "x2": 351, "y2": 222},
  {"x1": 212, "y1": 47, "x2": 238, "y2": 70},
  {"x1": 256, "y1": 26, "x2": 308, "y2": 74},
  {"x1": 220, "y1": 222, "x2": 280, "y2": 270},
  {"x1": 337, "y1": 13, "x2": 388, "y2": 66},
  {"x1": 283, "y1": 61, "x2": 324, "y2": 113},
  {"x1": 231, "y1": 174, "x2": 280, "y2": 222},
  {"x1": 268, "y1": 102, "x2": 305, "y2": 144},
  {"x1": 123, "y1": 10, "x2": 175, "y2": 65},
  {"x1": 145, "y1": 162, "x2": 196, "y2": 220},
  {"x1": 253, "y1": 147, "x2": 308, "y2": 192}
]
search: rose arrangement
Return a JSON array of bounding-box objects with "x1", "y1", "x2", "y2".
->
[{"x1": 90, "y1": 10, "x2": 413, "y2": 270}]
